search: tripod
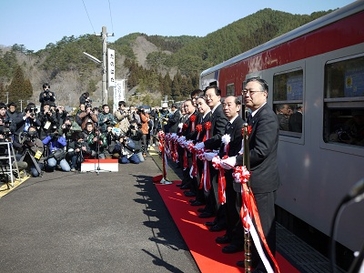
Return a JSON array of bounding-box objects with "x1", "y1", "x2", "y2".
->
[
  {"x1": 87, "y1": 128, "x2": 111, "y2": 175},
  {"x1": 19, "y1": 148, "x2": 43, "y2": 177}
]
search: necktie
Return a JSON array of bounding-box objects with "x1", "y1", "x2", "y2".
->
[
  {"x1": 247, "y1": 114, "x2": 252, "y2": 125},
  {"x1": 225, "y1": 122, "x2": 232, "y2": 133}
]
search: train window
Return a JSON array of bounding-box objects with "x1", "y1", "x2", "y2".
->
[
  {"x1": 324, "y1": 56, "x2": 364, "y2": 146},
  {"x1": 226, "y1": 84, "x2": 235, "y2": 96},
  {"x1": 325, "y1": 56, "x2": 364, "y2": 98},
  {"x1": 273, "y1": 70, "x2": 304, "y2": 136}
]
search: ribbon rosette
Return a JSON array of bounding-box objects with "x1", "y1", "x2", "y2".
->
[
  {"x1": 196, "y1": 124, "x2": 202, "y2": 140},
  {"x1": 232, "y1": 165, "x2": 250, "y2": 184},
  {"x1": 204, "y1": 121, "x2": 212, "y2": 140}
]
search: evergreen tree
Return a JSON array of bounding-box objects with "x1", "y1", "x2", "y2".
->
[{"x1": 6, "y1": 65, "x2": 32, "y2": 103}]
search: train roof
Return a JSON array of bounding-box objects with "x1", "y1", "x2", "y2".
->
[{"x1": 200, "y1": 0, "x2": 364, "y2": 77}]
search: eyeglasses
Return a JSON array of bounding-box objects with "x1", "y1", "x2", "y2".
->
[
  {"x1": 242, "y1": 89, "x2": 265, "y2": 95},
  {"x1": 205, "y1": 94, "x2": 216, "y2": 99}
]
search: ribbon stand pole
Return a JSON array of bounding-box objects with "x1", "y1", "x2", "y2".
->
[
  {"x1": 242, "y1": 123, "x2": 252, "y2": 272},
  {"x1": 153, "y1": 131, "x2": 172, "y2": 185}
]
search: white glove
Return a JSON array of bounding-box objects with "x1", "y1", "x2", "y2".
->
[
  {"x1": 195, "y1": 142, "x2": 205, "y2": 150},
  {"x1": 178, "y1": 123, "x2": 183, "y2": 129},
  {"x1": 220, "y1": 156, "x2": 237, "y2": 170},
  {"x1": 204, "y1": 152, "x2": 217, "y2": 161}
]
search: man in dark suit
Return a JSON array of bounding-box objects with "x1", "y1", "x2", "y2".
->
[
  {"x1": 289, "y1": 105, "x2": 303, "y2": 133},
  {"x1": 195, "y1": 85, "x2": 228, "y2": 227},
  {"x1": 188, "y1": 95, "x2": 211, "y2": 206},
  {"x1": 166, "y1": 104, "x2": 181, "y2": 134},
  {"x1": 214, "y1": 96, "x2": 245, "y2": 254},
  {"x1": 178, "y1": 99, "x2": 197, "y2": 189},
  {"x1": 221, "y1": 77, "x2": 280, "y2": 273}
]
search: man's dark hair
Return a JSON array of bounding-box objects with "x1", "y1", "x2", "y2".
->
[
  {"x1": 243, "y1": 77, "x2": 269, "y2": 92},
  {"x1": 42, "y1": 83, "x2": 50, "y2": 89},
  {"x1": 7, "y1": 102, "x2": 17, "y2": 108},
  {"x1": 203, "y1": 85, "x2": 221, "y2": 96},
  {"x1": 190, "y1": 89, "x2": 202, "y2": 99}
]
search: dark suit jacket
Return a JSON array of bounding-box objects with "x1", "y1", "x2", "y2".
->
[
  {"x1": 167, "y1": 110, "x2": 181, "y2": 133},
  {"x1": 236, "y1": 103, "x2": 280, "y2": 194},
  {"x1": 219, "y1": 116, "x2": 244, "y2": 193},
  {"x1": 183, "y1": 111, "x2": 198, "y2": 140},
  {"x1": 204, "y1": 104, "x2": 228, "y2": 150}
]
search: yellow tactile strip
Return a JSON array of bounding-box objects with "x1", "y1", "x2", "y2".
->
[{"x1": 0, "y1": 173, "x2": 30, "y2": 198}]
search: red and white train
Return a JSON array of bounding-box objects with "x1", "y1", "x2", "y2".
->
[{"x1": 200, "y1": 1, "x2": 364, "y2": 253}]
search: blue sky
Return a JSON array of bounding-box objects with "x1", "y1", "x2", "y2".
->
[{"x1": 0, "y1": 0, "x2": 355, "y2": 52}]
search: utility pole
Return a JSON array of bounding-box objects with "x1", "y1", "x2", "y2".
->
[
  {"x1": 99, "y1": 26, "x2": 114, "y2": 105},
  {"x1": 84, "y1": 26, "x2": 114, "y2": 105},
  {"x1": 18, "y1": 100, "x2": 23, "y2": 112}
]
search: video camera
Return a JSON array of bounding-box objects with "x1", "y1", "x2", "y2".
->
[
  {"x1": 0, "y1": 125, "x2": 11, "y2": 142},
  {"x1": 18, "y1": 131, "x2": 38, "y2": 146}
]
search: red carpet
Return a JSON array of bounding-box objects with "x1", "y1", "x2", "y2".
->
[{"x1": 155, "y1": 180, "x2": 300, "y2": 273}]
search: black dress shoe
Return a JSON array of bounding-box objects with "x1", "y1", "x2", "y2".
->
[
  {"x1": 184, "y1": 191, "x2": 196, "y2": 197},
  {"x1": 215, "y1": 235, "x2": 231, "y2": 244},
  {"x1": 222, "y1": 244, "x2": 244, "y2": 254},
  {"x1": 198, "y1": 212, "x2": 214, "y2": 218},
  {"x1": 197, "y1": 207, "x2": 207, "y2": 213},
  {"x1": 176, "y1": 183, "x2": 182, "y2": 187},
  {"x1": 204, "y1": 221, "x2": 217, "y2": 227},
  {"x1": 189, "y1": 199, "x2": 197, "y2": 203},
  {"x1": 190, "y1": 200, "x2": 204, "y2": 206},
  {"x1": 209, "y1": 224, "x2": 227, "y2": 232},
  {"x1": 180, "y1": 184, "x2": 191, "y2": 189}
]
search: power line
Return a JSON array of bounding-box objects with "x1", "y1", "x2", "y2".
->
[
  {"x1": 82, "y1": 0, "x2": 96, "y2": 34},
  {"x1": 107, "y1": 0, "x2": 115, "y2": 35}
]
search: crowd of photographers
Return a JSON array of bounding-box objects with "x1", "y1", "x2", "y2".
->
[{"x1": 0, "y1": 84, "x2": 162, "y2": 178}]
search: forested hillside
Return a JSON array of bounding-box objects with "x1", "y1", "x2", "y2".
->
[{"x1": 0, "y1": 8, "x2": 332, "y2": 108}]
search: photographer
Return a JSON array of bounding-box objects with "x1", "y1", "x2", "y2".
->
[
  {"x1": 125, "y1": 120, "x2": 143, "y2": 152},
  {"x1": 118, "y1": 133, "x2": 141, "y2": 164},
  {"x1": 38, "y1": 101, "x2": 59, "y2": 138},
  {"x1": 0, "y1": 103, "x2": 12, "y2": 142},
  {"x1": 6, "y1": 102, "x2": 20, "y2": 129},
  {"x1": 42, "y1": 125, "x2": 70, "y2": 172},
  {"x1": 106, "y1": 126, "x2": 123, "y2": 158},
  {"x1": 19, "y1": 126, "x2": 44, "y2": 177},
  {"x1": 78, "y1": 104, "x2": 98, "y2": 130},
  {"x1": 67, "y1": 131, "x2": 91, "y2": 172},
  {"x1": 59, "y1": 116, "x2": 81, "y2": 139},
  {"x1": 0, "y1": 125, "x2": 12, "y2": 143},
  {"x1": 98, "y1": 104, "x2": 117, "y2": 133},
  {"x1": 83, "y1": 122, "x2": 108, "y2": 159},
  {"x1": 114, "y1": 101, "x2": 130, "y2": 134},
  {"x1": 79, "y1": 92, "x2": 92, "y2": 105},
  {"x1": 39, "y1": 83, "x2": 56, "y2": 109},
  {"x1": 138, "y1": 107, "x2": 150, "y2": 156},
  {"x1": 11, "y1": 102, "x2": 41, "y2": 153},
  {"x1": 54, "y1": 104, "x2": 68, "y2": 126}
]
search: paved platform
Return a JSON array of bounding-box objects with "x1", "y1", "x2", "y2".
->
[{"x1": 0, "y1": 154, "x2": 198, "y2": 273}]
